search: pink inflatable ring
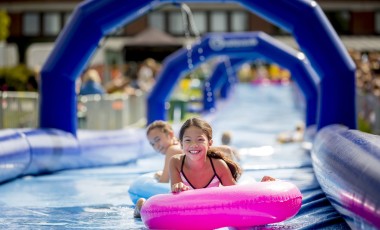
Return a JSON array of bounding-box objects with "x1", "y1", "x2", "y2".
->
[{"x1": 141, "y1": 181, "x2": 302, "y2": 229}]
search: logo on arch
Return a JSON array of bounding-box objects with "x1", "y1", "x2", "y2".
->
[{"x1": 209, "y1": 36, "x2": 258, "y2": 51}]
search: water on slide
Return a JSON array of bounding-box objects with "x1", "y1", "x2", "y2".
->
[{"x1": 0, "y1": 83, "x2": 349, "y2": 229}]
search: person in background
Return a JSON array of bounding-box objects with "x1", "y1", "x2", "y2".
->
[
  {"x1": 137, "y1": 58, "x2": 159, "y2": 92},
  {"x1": 276, "y1": 122, "x2": 305, "y2": 143},
  {"x1": 221, "y1": 131, "x2": 241, "y2": 161},
  {"x1": 79, "y1": 68, "x2": 105, "y2": 95}
]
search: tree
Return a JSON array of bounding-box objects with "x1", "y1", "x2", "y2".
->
[{"x1": 0, "y1": 9, "x2": 10, "y2": 41}]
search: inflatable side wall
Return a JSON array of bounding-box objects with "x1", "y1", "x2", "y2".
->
[
  {"x1": 312, "y1": 125, "x2": 380, "y2": 229},
  {"x1": 0, "y1": 128, "x2": 151, "y2": 184}
]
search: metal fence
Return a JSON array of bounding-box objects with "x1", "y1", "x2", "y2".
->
[
  {"x1": 356, "y1": 90, "x2": 380, "y2": 135},
  {"x1": 0, "y1": 91, "x2": 39, "y2": 128},
  {"x1": 0, "y1": 91, "x2": 146, "y2": 130},
  {"x1": 2, "y1": 89, "x2": 380, "y2": 133}
]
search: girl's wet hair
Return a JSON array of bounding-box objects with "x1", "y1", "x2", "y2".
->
[
  {"x1": 146, "y1": 120, "x2": 173, "y2": 136},
  {"x1": 179, "y1": 117, "x2": 242, "y2": 181}
]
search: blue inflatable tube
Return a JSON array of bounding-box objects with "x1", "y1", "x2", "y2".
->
[
  {"x1": 22, "y1": 129, "x2": 80, "y2": 174},
  {"x1": 77, "y1": 129, "x2": 151, "y2": 167},
  {"x1": 0, "y1": 128, "x2": 152, "y2": 184},
  {"x1": 128, "y1": 172, "x2": 171, "y2": 204},
  {"x1": 0, "y1": 130, "x2": 31, "y2": 183},
  {"x1": 312, "y1": 125, "x2": 380, "y2": 229}
]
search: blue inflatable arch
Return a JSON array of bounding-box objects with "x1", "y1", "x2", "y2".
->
[
  {"x1": 39, "y1": 0, "x2": 355, "y2": 136},
  {"x1": 155, "y1": 33, "x2": 318, "y2": 126},
  {"x1": 199, "y1": 33, "x2": 319, "y2": 127},
  {"x1": 203, "y1": 56, "x2": 237, "y2": 111},
  {"x1": 211, "y1": 56, "x2": 242, "y2": 100}
]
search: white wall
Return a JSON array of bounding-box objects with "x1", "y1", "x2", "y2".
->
[{"x1": 0, "y1": 42, "x2": 18, "y2": 67}]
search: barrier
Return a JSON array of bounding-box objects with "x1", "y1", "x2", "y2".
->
[
  {"x1": 0, "y1": 92, "x2": 146, "y2": 130},
  {"x1": 0, "y1": 91, "x2": 39, "y2": 129},
  {"x1": 312, "y1": 124, "x2": 380, "y2": 229},
  {"x1": 356, "y1": 90, "x2": 380, "y2": 134},
  {"x1": 0, "y1": 127, "x2": 151, "y2": 184}
]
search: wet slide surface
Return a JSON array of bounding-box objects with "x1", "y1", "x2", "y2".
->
[{"x1": 0, "y1": 83, "x2": 350, "y2": 229}]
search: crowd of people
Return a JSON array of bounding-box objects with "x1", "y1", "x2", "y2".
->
[
  {"x1": 73, "y1": 58, "x2": 161, "y2": 97},
  {"x1": 100, "y1": 58, "x2": 160, "y2": 97},
  {"x1": 349, "y1": 50, "x2": 380, "y2": 133},
  {"x1": 238, "y1": 62, "x2": 291, "y2": 84},
  {"x1": 350, "y1": 50, "x2": 380, "y2": 97}
]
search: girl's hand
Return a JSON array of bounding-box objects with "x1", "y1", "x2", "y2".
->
[
  {"x1": 261, "y1": 176, "x2": 276, "y2": 182},
  {"x1": 154, "y1": 171, "x2": 163, "y2": 180},
  {"x1": 171, "y1": 182, "x2": 189, "y2": 193}
]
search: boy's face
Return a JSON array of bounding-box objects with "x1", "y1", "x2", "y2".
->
[{"x1": 147, "y1": 128, "x2": 173, "y2": 154}]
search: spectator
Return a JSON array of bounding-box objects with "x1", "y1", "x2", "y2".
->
[
  {"x1": 137, "y1": 58, "x2": 158, "y2": 92},
  {"x1": 79, "y1": 69, "x2": 105, "y2": 95}
]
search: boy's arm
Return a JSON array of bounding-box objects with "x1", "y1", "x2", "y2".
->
[{"x1": 159, "y1": 148, "x2": 181, "y2": 183}]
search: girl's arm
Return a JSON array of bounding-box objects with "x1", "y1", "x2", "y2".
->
[
  {"x1": 169, "y1": 155, "x2": 189, "y2": 193},
  {"x1": 214, "y1": 159, "x2": 237, "y2": 186},
  {"x1": 158, "y1": 147, "x2": 182, "y2": 183}
]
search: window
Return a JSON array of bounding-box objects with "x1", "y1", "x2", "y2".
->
[
  {"x1": 169, "y1": 12, "x2": 183, "y2": 35},
  {"x1": 210, "y1": 11, "x2": 227, "y2": 32},
  {"x1": 193, "y1": 12, "x2": 207, "y2": 35},
  {"x1": 43, "y1": 12, "x2": 61, "y2": 36},
  {"x1": 375, "y1": 11, "x2": 380, "y2": 34},
  {"x1": 148, "y1": 12, "x2": 165, "y2": 31},
  {"x1": 23, "y1": 13, "x2": 40, "y2": 36},
  {"x1": 231, "y1": 11, "x2": 248, "y2": 32},
  {"x1": 326, "y1": 11, "x2": 351, "y2": 35}
]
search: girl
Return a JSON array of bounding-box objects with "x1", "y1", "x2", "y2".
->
[{"x1": 170, "y1": 117, "x2": 274, "y2": 193}]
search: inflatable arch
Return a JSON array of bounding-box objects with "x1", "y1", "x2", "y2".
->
[
  {"x1": 197, "y1": 33, "x2": 319, "y2": 127},
  {"x1": 203, "y1": 56, "x2": 238, "y2": 112},
  {"x1": 39, "y1": 0, "x2": 355, "y2": 136},
  {"x1": 217, "y1": 57, "x2": 241, "y2": 99},
  {"x1": 148, "y1": 32, "x2": 320, "y2": 125}
]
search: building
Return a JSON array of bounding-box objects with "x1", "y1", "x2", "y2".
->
[{"x1": 1, "y1": 0, "x2": 380, "y2": 67}]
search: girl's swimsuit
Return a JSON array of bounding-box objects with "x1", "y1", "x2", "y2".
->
[{"x1": 180, "y1": 155, "x2": 222, "y2": 189}]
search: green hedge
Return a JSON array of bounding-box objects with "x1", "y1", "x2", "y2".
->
[{"x1": 0, "y1": 65, "x2": 36, "y2": 91}]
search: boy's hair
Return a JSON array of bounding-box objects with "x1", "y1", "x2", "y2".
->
[
  {"x1": 179, "y1": 117, "x2": 242, "y2": 181},
  {"x1": 146, "y1": 120, "x2": 173, "y2": 136}
]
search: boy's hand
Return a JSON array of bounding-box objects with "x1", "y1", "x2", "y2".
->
[
  {"x1": 261, "y1": 176, "x2": 276, "y2": 182},
  {"x1": 154, "y1": 171, "x2": 163, "y2": 180}
]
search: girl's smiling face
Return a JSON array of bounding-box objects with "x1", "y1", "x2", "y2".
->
[
  {"x1": 147, "y1": 128, "x2": 173, "y2": 154},
  {"x1": 181, "y1": 126, "x2": 213, "y2": 160}
]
